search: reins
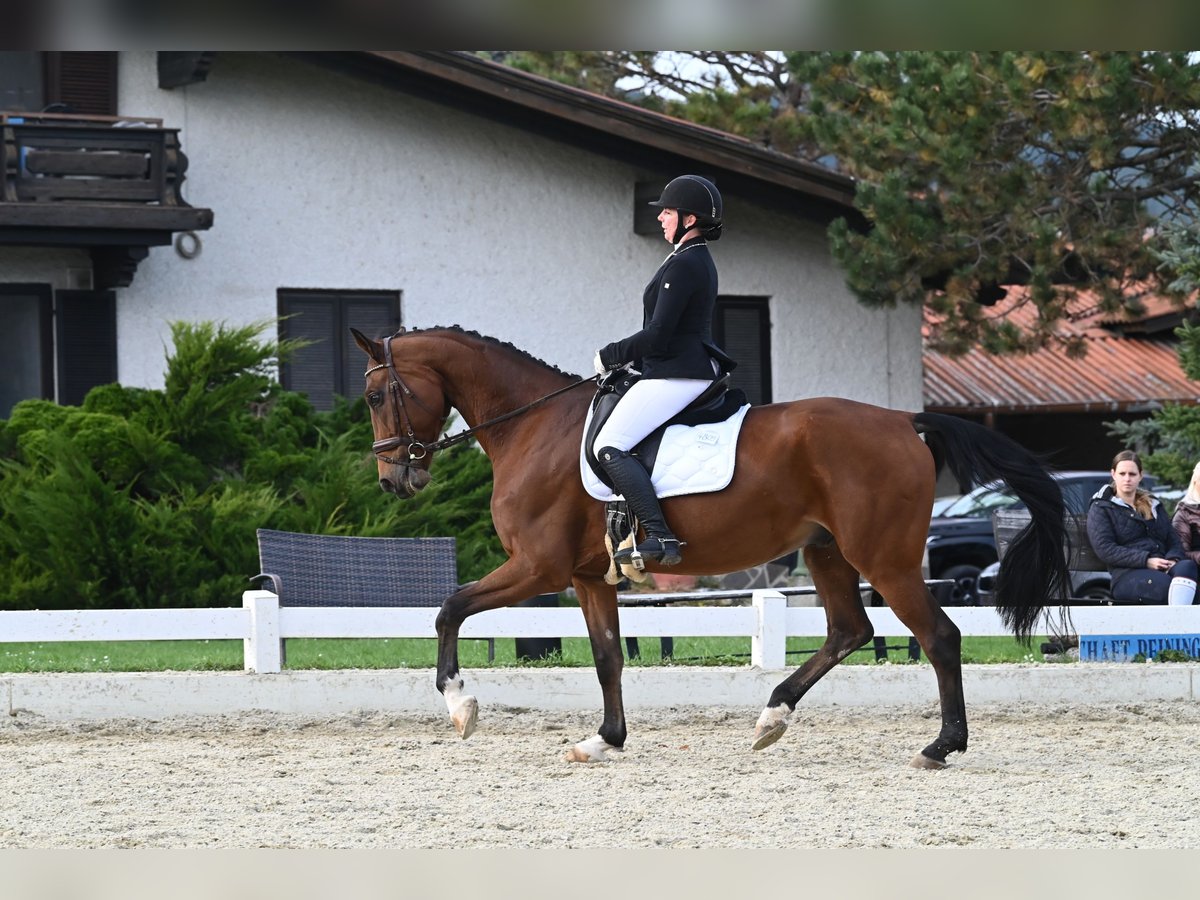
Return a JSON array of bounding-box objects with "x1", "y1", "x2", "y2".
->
[{"x1": 366, "y1": 333, "x2": 598, "y2": 465}]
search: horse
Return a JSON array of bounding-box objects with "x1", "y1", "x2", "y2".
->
[{"x1": 351, "y1": 325, "x2": 1070, "y2": 767}]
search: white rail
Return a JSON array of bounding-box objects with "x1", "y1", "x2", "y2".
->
[{"x1": 0, "y1": 590, "x2": 1197, "y2": 673}]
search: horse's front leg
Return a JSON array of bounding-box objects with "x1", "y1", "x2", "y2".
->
[
  {"x1": 564, "y1": 575, "x2": 627, "y2": 763},
  {"x1": 564, "y1": 578, "x2": 628, "y2": 763},
  {"x1": 434, "y1": 559, "x2": 557, "y2": 740}
]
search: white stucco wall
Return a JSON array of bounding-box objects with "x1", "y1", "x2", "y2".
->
[{"x1": 113, "y1": 51, "x2": 922, "y2": 411}]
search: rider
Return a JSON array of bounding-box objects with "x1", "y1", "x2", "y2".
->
[{"x1": 593, "y1": 174, "x2": 734, "y2": 567}]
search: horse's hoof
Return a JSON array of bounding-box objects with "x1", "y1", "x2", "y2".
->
[
  {"x1": 451, "y1": 695, "x2": 478, "y2": 739},
  {"x1": 564, "y1": 735, "x2": 620, "y2": 762},
  {"x1": 752, "y1": 704, "x2": 790, "y2": 751},
  {"x1": 751, "y1": 721, "x2": 787, "y2": 751},
  {"x1": 909, "y1": 752, "x2": 947, "y2": 770}
]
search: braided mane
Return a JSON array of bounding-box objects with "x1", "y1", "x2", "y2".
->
[{"x1": 401, "y1": 325, "x2": 582, "y2": 380}]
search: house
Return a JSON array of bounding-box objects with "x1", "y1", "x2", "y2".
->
[
  {"x1": 923, "y1": 289, "x2": 1199, "y2": 481},
  {"x1": 1, "y1": 50, "x2": 923, "y2": 422}
]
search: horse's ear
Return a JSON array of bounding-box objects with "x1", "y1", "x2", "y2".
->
[{"x1": 351, "y1": 327, "x2": 385, "y2": 364}]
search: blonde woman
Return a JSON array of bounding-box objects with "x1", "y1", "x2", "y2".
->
[
  {"x1": 1087, "y1": 450, "x2": 1198, "y2": 605},
  {"x1": 1171, "y1": 460, "x2": 1200, "y2": 566}
]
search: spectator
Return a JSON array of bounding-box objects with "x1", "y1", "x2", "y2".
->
[
  {"x1": 1087, "y1": 450, "x2": 1198, "y2": 605},
  {"x1": 1172, "y1": 460, "x2": 1200, "y2": 567}
]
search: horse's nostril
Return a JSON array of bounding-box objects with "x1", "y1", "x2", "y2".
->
[{"x1": 379, "y1": 478, "x2": 394, "y2": 493}]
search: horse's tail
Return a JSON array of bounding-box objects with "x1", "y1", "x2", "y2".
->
[{"x1": 913, "y1": 411, "x2": 1069, "y2": 642}]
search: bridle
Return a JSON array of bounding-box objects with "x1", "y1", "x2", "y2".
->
[
  {"x1": 365, "y1": 331, "x2": 598, "y2": 467},
  {"x1": 364, "y1": 332, "x2": 439, "y2": 465}
]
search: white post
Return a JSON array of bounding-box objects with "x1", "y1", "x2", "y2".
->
[
  {"x1": 751, "y1": 589, "x2": 787, "y2": 669},
  {"x1": 243, "y1": 590, "x2": 282, "y2": 674}
]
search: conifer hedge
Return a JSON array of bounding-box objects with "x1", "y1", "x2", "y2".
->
[{"x1": 0, "y1": 321, "x2": 506, "y2": 609}]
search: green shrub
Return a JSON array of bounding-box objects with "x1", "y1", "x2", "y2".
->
[{"x1": 0, "y1": 320, "x2": 506, "y2": 609}]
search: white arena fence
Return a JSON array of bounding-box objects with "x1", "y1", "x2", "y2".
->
[{"x1": 1, "y1": 589, "x2": 1198, "y2": 673}]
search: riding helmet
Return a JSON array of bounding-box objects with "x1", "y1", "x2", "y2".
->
[{"x1": 648, "y1": 175, "x2": 723, "y2": 224}]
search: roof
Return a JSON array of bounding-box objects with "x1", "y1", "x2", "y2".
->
[
  {"x1": 297, "y1": 51, "x2": 858, "y2": 220},
  {"x1": 923, "y1": 289, "x2": 1200, "y2": 415}
]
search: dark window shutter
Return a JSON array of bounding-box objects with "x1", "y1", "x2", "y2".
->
[
  {"x1": 280, "y1": 298, "x2": 338, "y2": 411},
  {"x1": 56, "y1": 290, "x2": 117, "y2": 406},
  {"x1": 715, "y1": 297, "x2": 772, "y2": 405},
  {"x1": 44, "y1": 52, "x2": 117, "y2": 115},
  {"x1": 279, "y1": 291, "x2": 400, "y2": 412}
]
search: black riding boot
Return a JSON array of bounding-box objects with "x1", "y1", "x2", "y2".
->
[{"x1": 597, "y1": 446, "x2": 683, "y2": 567}]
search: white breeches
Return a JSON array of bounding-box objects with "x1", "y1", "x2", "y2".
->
[{"x1": 593, "y1": 377, "x2": 712, "y2": 454}]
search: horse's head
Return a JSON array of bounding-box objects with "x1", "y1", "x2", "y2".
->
[{"x1": 351, "y1": 327, "x2": 451, "y2": 498}]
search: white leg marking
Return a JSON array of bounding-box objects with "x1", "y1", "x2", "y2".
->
[
  {"x1": 751, "y1": 703, "x2": 791, "y2": 751},
  {"x1": 755, "y1": 704, "x2": 789, "y2": 732},
  {"x1": 564, "y1": 734, "x2": 621, "y2": 763},
  {"x1": 443, "y1": 673, "x2": 478, "y2": 739}
]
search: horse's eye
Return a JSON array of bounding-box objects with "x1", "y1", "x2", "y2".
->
[{"x1": 367, "y1": 391, "x2": 383, "y2": 407}]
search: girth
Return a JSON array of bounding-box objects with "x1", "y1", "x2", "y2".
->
[{"x1": 583, "y1": 369, "x2": 747, "y2": 489}]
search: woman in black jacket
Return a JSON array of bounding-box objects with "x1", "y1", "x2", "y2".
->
[
  {"x1": 1086, "y1": 449, "x2": 1198, "y2": 604},
  {"x1": 592, "y1": 175, "x2": 733, "y2": 567}
]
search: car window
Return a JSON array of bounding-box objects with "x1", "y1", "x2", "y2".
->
[
  {"x1": 937, "y1": 473, "x2": 1160, "y2": 519},
  {"x1": 939, "y1": 485, "x2": 1017, "y2": 517}
]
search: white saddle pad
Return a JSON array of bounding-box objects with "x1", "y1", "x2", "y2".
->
[{"x1": 580, "y1": 403, "x2": 751, "y2": 502}]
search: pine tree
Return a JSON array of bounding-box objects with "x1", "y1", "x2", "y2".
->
[{"x1": 494, "y1": 51, "x2": 1200, "y2": 354}]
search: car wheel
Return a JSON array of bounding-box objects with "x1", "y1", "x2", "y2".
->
[
  {"x1": 1076, "y1": 581, "x2": 1113, "y2": 603},
  {"x1": 938, "y1": 564, "x2": 983, "y2": 606}
]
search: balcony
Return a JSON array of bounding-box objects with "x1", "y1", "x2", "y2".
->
[{"x1": 0, "y1": 111, "x2": 213, "y2": 287}]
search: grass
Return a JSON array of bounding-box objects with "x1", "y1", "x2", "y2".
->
[{"x1": 0, "y1": 634, "x2": 1049, "y2": 673}]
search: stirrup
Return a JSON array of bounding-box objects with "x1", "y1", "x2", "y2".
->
[{"x1": 614, "y1": 536, "x2": 684, "y2": 570}]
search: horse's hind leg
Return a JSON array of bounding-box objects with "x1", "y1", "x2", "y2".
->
[
  {"x1": 564, "y1": 575, "x2": 627, "y2": 762},
  {"x1": 753, "y1": 543, "x2": 873, "y2": 751},
  {"x1": 871, "y1": 571, "x2": 967, "y2": 768}
]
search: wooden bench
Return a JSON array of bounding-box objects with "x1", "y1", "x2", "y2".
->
[
  {"x1": 992, "y1": 508, "x2": 1126, "y2": 605},
  {"x1": 252, "y1": 528, "x2": 493, "y2": 661}
]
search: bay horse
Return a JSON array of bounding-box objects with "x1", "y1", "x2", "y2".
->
[{"x1": 352, "y1": 326, "x2": 1069, "y2": 767}]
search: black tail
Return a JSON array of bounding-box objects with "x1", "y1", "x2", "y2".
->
[{"x1": 913, "y1": 412, "x2": 1069, "y2": 641}]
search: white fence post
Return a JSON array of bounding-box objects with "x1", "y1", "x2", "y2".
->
[
  {"x1": 243, "y1": 590, "x2": 282, "y2": 674},
  {"x1": 751, "y1": 589, "x2": 787, "y2": 669}
]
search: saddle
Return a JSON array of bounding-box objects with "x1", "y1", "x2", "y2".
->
[
  {"x1": 582, "y1": 368, "x2": 749, "y2": 585},
  {"x1": 582, "y1": 367, "x2": 747, "y2": 490}
]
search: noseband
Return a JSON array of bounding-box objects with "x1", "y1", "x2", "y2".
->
[{"x1": 365, "y1": 332, "x2": 599, "y2": 468}]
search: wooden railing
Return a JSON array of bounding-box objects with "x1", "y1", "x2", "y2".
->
[{"x1": 0, "y1": 111, "x2": 190, "y2": 207}]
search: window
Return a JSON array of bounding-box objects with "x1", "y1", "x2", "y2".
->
[
  {"x1": 0, "y1": 285, "x2": 116, "y2": 417},
  {"x1": 278, "y1": 289, "x2": 401, "y2": 411},
  {"x1": 0, "y1": 52, "x2": 44, "y2": 111},
  {"x1": 0, "y1": 284, "x2": 52, "y2": 418},
  {"x1": 714, "y1": 296, "x2": 771, "y2": 405},
  {"x1": 0, "y1": 52, "x2": 117, "y2": 115}
]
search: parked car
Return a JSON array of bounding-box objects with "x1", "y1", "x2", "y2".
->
[{"x1": 926, "y1": 471, "x2": 1160, "y2": 606}]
